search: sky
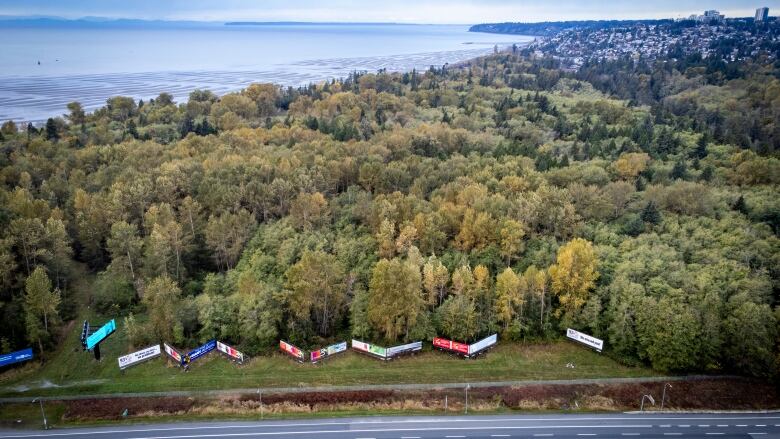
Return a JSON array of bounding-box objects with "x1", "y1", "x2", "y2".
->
[{"x1": 0, "y1": 0, "x2": 776, "y2": 24}]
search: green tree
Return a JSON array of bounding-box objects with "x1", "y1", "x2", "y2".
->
[
  {"x1": 499, "y1": 219, "x2": 526, "y2": 266},
  {"x1": 724, "y1": 300, "x2": 777, "y2": 377},
  {"x1": 423, "y1": 255, "x2": 449, "y2": 306},
  {"x1": 24, "y1": 267, "x2": 61, "y2": 356},
  {"x1": 435, "y1": 294, "x2": 479, "y2": 341},
  {"x1": 65, "y1": 102, "x2": 86, "y2": 129},
  {"x1": 494, "y1": 267, "x2": 522, "y2": 332},
  {"x1": 367, "y1": 258, "x2": 425, "y2": 342},
  {"x1": 45, "y1": 118, "x2": 58, "y2": 141},
  {"x1": 640, "y1": 201, "x2": 662, "y2": 225},
  {"x1": 142, "y1": 276, "x2": 181, "y2": 342},
  {"x1": 107, "y1": 221, "x2": 143, "y2": 282},
  {"x1": 522, "y1": 265, "x2": 548, "y2": 332},
  {"x1": 285, "y1": 250, "x2": 346, "y2": 337},
  {"x1": 636, "y1": 297, "x2": 701, "y2": 372},
  {"x1": 204, "y1": 209, "x2": 256, "y2": 271}
]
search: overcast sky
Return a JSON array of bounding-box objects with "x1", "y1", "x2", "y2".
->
[{"x1": 0, "y1": 0, "x2": 776, "y2": 24}]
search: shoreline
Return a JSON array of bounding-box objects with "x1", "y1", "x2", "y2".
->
[{"x1": 1, "y1": 42, "x2": 532, "y2": 125}]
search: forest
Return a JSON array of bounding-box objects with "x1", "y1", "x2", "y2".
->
[{"x1": 1, "y1": 45, "x2": 778, "y2": 379}]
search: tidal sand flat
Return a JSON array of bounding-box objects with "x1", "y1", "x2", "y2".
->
[{"x1": 0, "y1": 23, "x2": 531, "y2": 122}]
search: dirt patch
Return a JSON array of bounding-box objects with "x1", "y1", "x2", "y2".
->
[{"x1": 64, "y1": 397, "x2": 196, "y2": 420}]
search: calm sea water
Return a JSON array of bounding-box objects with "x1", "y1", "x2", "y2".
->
[{"x1": 0, "y1": 23, "x2": 532, "y2": 122}]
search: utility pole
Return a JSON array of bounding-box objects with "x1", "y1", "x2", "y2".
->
[
  {"x1": 31, "y1": 398, "x2": 47, "y2": 430},
  {"x1": 257, "y1": 389, "x2": 263, "y2": 420},
  {"x1": 661, "y1": 383, "x2": 672, "y2": 410},
  {"x1": 464, "y1": 384, "x2": 470, "y2": 414}
]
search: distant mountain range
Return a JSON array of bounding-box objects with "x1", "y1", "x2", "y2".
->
[
  {"x1": 0, "y1": 16, "x2": 222, "y2": 27},
  {"x1": 0, "y1": 16, "x2": 440, "y2": 27}
]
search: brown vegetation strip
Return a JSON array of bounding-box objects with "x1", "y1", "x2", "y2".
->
[{"x1": 60, "y1": 378, "x2": 778, "y2": 420}]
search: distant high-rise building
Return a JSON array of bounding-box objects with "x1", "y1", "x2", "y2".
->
[
  {"x1": 692, "y1": 9, "x2": 725, "y2": 23},
  {"x1": 755, "y1": 7, "x2": 769, "y2": 22}
]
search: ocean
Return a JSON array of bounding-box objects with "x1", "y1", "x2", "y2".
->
[{"x1": 0, "y1": 23, "x2": 532, "y2": 122}]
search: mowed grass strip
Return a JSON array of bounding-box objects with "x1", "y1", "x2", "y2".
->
[{"x1": 0, "y1": 336, "x2": 654, "y2": 397}]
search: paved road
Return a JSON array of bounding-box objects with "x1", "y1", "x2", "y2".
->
[{"x1": 0, "y1": 413, "x2": 778, "y2": 439}]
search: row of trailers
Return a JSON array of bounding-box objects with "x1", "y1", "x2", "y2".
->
[
  {"x1": 2, "y1": 327, "x2": 599, "y2": 373},
  {"x1": 117, "y1": 328, "x2": 602, "y2": 371},
  {"x1": 279, "y1": 334, "x2": 499, "y2": 363}
]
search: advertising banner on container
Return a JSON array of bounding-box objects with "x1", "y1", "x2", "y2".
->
[
  {"x1": 351, "y1": 339, "x2": 386, "y2": 359},
  {"x1": 351, "y1": 339, "x2": 370, "y2": 353},
  {"x1": 186, "y1": 339, "x2": 216, "y2": 364},
  {"x1": 386, "y1": 341, "x2": 422, "y2": 357},
  {"x1": 279, "y1": 340, "x2": 304, "y2": 361},
  {"x1": 433, "y1": 337, "x2": 469, "y2": 355},
  {"x1": 0, "y1": 348, "x2": 33, "y2": 368},
  {"x1": 117, "y1": 345, "x2": 161, "y2": 370},
  {"x1": 468, "y1": 333, "x2": 497, "y2": 355},
  {"x1": 164, "y1": 343, "x2": 183, "y2": 365},
  {"x1": 368, "y1": 344, "x2": 387, "y2": 358},
  {"x1": 86, "y1": 319, "x2": 116, "y2": 350},
  {"x1": 311, "y1": 341, "x2": 347, "y2": 363},
  {"x1": 217, "y1": 341, "x2": 244, "y2": 363},
  {"x1": 566, "y1": 328, "x2": 603, "y2": 352}
]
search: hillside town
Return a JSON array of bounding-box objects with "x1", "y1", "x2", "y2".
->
[{"x1": 527, "y1": 8, "x2": 779, "y2": 68}]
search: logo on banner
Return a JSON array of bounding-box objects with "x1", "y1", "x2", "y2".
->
[
  {"x1": 566, "y1": 328, "x2": 604, "y2": 352},
  {"x1": 164, "y1": 343, "x2": 182, "y2": 364},
  {"x1": 0, "y1": 348, "x2": 33, "y2": 368},
  {"x1": 311, "y1": 341, "x2": 348, "y2": 362},
  {"x1": 280, "y1": 340, "x2": 304, "y2": 360},
  {"x1": 86, "y1": 319, "x2": 116, "y2": 350},
  {"x1": 186, "y1": 340, "x2": 217, "y2": 364},
  {"x1": 433, "y1": 337, "x2": 469, "y2": 355},
  {"x1": 118, "y1": 345, "x2": 161, "y2": 370},
  {"x1": 217, "y1": 341, "x2": 244, "y2": 363}
]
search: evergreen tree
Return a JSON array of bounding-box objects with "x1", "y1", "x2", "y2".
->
[
  {"x1": 670, "y1": 160, "x2": 687, "y2": 180},
  {"x1": 641, "y1": 201, "x2": 662, "y2": 225},
  {"x1": 45, "y1": 118, "x2": 58, "y2": 141},
  {"x1": 732, "y1": 195, "x2": 748, "y2": 214}
]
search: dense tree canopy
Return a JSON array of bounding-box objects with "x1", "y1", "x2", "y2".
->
[{"x1": 0, "y1": 47, "x2": 778, "y2": 378}]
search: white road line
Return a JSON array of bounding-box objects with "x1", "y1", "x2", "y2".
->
[
  {"x1": 2, "y1": 417, "x2": 778, "y2": 439},
  {"x1": 749, "y1": 433, "x2": 767, "y2": 436},
  {"x1": 716, "y1": 425, "x2": 728, "y2": 427},
  {"x1": 621, "y1": 434, "x2": 640, "y2": 436},
  {"x1": 577, "y1": 435, "x2": 597, "y2": 437},
  {"x1": 446, "y1": 436, "x2": 466, "y2": 438},
  {"x1": 491, "y1": 436, "x2": 511, "y2": 438},
  {"x1": 660, "y1": 425, "x2": 671, "y2": 428},
  {"x1": 678, "y1": 425, "x2": 690, "y2": 428},
  {"x1": 0, "y1": 424, "x2": 657, "y2": 439},
  {"x1": 401, "y1": 437, "x2": 420, "y2": 439},
  {"x1": 755, "y1": 425, "x2": 766, "y2": 427},
  {"x1": 663, "y1": 434, "x2": 682, "y2": 436},
  {"x1": 738, "y1": 425, "x2": 748, "y2": 427},
  {"x1": 698, "y1": 424, "x2": 710, "y2": 427},
  {"x1": 706, "y1": 433, "x2": 724, "y2": 435},
  {"x1": 533, "y1": 435, "x2": 554, "y2": 437}
]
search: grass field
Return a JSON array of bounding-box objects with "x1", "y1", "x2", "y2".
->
[
  {"x1": 0, "y1": 324, "x2": 654, "y2": 397},
  {"x1": 0, "y1": 263, "x2": 656, "y2": 398}
]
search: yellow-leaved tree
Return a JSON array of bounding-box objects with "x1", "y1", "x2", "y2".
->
[{"x1": 549, "y1": 238, "x2": 598, "y2": 325}]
